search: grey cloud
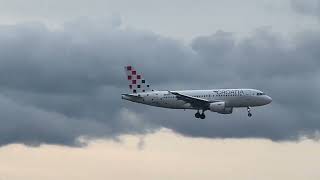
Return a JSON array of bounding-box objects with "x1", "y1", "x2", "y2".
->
[
  {"x1": 162, "y1": 28, "x2": 320, "y2": 141},
  {"x1": 0, "y1": 94, "x2": 108, "y2": 146},
  {"x1": 0, "y1": 18, "x2": 319, "y2": 147},
  {"x1": 291, "y1": 0, "x2": 320, "y2": 18},
  {"x1": 0, "y1": 0, "x2": 308, "y2": 41}
]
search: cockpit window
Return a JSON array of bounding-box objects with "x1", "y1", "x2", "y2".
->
[{"x1": 257, "y1": 92, "x2": 265, "y2": 96}]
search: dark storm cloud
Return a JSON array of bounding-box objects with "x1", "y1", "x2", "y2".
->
[
  {"x1": 0, "y1": 17, "x2": 319, "y2": 147},
  {"x1": 150, "y1": 28, "x2": 320, "y2": 141}
]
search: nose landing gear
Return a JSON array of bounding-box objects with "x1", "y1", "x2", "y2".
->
[
  {"x1": 195, "y1": 110, "x2": 206, "y2": 119},
  {"x1": 247, "y1": 107, "x2": 252, "y2": 117}
]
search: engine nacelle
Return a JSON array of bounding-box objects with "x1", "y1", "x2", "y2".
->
[{"x1": 209, "y1": 102, "x2": 233, "y2": 114}]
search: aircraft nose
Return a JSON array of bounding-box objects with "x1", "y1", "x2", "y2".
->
[{"x1": 265, "y1": 96, "x2": 272, "y2": 104}]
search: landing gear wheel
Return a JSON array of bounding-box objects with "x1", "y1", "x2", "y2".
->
[
  {"x1": 200, "y1": 113, "x2": 206, "y2": 119},
  {"x1": 195, "y1": 111, "x2": 201, "y2": 118},
  {"x1": 247, "y1": 107, "x2": 252, "y2": 117}
]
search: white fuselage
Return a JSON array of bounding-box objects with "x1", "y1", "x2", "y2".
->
[{"x1": 122, "y1": 89, "x2": 272, "y2": 110}]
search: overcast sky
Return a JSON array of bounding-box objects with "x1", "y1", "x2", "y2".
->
[
  {"x1": 0, "y1": 0, "x2": 319, "y2": 40},
  {"x1": 0, "y1": 0, "x2": 320, "y2": 179}
]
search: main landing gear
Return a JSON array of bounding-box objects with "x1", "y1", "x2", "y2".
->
[
  {"x1": 247, "y1": 107, "x2": 252, "y2": 117},
  {"x1": 195, "y1": 110, "x2": 206, "y2": 119}
]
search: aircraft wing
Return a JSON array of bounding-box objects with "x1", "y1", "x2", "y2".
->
[{"x1": 169, "y1": 91, "x2": 214, "y2": 109}]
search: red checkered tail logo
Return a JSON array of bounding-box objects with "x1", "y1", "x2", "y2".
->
[{"x1": 124, "y1": 66, "x2": 152, "y2": 94}]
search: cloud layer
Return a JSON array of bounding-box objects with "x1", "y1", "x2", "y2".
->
[
  {"x1": 0, "y1": 17, "x2": 319, "y2": 146},
  {"x1": 291, "y1": 0, "x2": 320, "y2": 19}
]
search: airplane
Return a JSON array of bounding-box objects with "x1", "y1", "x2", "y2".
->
[{"x1": 121, "y1": 66, "x2": 272, "y2": 119}]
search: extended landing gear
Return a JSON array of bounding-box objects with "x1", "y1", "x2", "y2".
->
[
  {"x1": 195, "y1": 111, "x2": 200, "y2": 118},
  {"x1": 195, "y1": 110, "x2": 206, "y2": 119},
  {"x1": 247, "y1": 107, "x2": 252, "y2": 117}
]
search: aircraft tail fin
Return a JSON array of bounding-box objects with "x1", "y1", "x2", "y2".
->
[{"x1": 124, "y1": 66, "x2": 152, "y2": 94}]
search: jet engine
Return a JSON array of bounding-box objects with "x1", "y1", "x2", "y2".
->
[{"x1": 209, "y1": 102, "x2": 233, "y2": 114}]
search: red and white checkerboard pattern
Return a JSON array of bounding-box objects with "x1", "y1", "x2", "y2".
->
[{"x1": 125, "y1": 66, "x2": 151, "y2": 94}]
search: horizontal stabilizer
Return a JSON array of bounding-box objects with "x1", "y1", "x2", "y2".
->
[{"x1": 121, "y1": 94, "x2": 143, "y2": 100}]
